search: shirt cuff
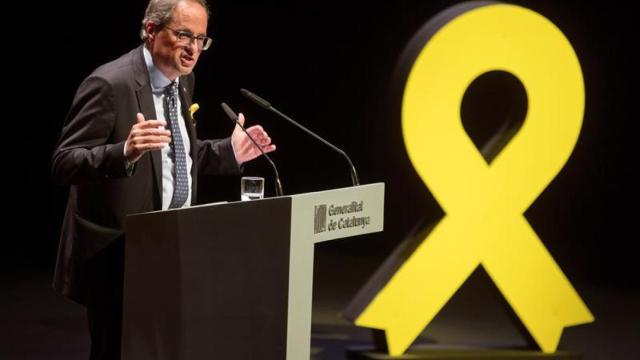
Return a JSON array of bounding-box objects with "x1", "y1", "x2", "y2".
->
[{"x1": 123, "y1": 141, "x2": 136, "y2": 176}]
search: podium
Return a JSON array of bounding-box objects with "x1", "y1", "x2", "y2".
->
[{"x1": 121, "y1": 183, "x2": 384, "y2": 360}]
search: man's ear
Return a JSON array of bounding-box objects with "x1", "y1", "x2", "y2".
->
[{"x1": 145, "y1": 22, "x2": 157, "y2": 41}]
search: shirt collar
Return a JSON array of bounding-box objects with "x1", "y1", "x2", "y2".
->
[{"x1": 143, "y1": 45, "x2": 179, "y2": 92}]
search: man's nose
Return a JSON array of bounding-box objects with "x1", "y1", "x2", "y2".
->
[{"x1": 183, "y1": 40, "x2": 198, "y2": 53}]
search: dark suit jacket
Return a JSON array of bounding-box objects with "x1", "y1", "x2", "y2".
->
[{"x1": 51, "y1": 45, "x2": 241, "y2": 304}]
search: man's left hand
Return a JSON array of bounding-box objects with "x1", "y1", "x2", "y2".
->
[{"x1": 231, "y1": 113, "x2": 276, "y2": 164}]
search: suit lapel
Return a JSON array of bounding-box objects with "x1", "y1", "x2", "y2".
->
[
  {"x1": 178, "y1": 81, "x2": 197, "y2": 149},
  {"x1": 134, "y1": 46, "x2": 163, "y2": 206},
  {"x1": 178, "y1": 77, "x2": 198, "y2": 203}
]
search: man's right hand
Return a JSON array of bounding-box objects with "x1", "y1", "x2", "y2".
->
[{"x1": 125, "y1": 113, "x2": 171, "y2": 164}]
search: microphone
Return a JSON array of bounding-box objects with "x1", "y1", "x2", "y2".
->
[
  {"x1": 221, "y1": 102, "x2": 284, "y2": 197},
  {"x1": 240, "y1": 88, "x2": 360, "y2": 186}
]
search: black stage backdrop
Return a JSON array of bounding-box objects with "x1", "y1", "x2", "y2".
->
[{"x1": 5, "y1": 0, "x2": 636, "y2": 305}]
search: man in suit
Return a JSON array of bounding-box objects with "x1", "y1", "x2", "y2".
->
[{"x1": 50, "y1": 0, "x2": 274, "y2": 358}]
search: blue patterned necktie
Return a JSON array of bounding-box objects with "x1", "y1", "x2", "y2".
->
[{"x1": 165, "y1": 81, "x2": 189, "y2": 208}]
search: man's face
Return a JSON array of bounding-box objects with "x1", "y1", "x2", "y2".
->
[{"x1": 146, "y1": 0, "x2": 208, "y2": 80}]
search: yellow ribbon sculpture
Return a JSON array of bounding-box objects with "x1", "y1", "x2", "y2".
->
[{"x1": 355, "y1": 4, "x2": 593, "y2": 355}]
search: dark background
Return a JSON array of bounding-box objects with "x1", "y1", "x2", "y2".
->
[{"x1": 3, "y1": 0, "x2": 637, "y2": 358}]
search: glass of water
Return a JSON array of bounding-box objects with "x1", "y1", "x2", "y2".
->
[{"x1": 240, "y1": 176, "x2": 265, "y2": 201}]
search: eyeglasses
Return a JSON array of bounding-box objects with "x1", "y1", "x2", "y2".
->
[{"x1": 164, "y1": 25, "x2": 213, "y2": 50}]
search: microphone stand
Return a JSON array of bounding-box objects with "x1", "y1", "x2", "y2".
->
[{"x1": 240, "y1": 88, "x2": 360, "y2": 186}]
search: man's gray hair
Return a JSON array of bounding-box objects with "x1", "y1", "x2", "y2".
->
[{"x1": 140, "y1": 0, "x2": 210, "y2": 40}]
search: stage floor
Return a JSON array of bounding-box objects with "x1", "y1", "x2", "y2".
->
[{"x1": 2, "y1": 250, "x2": 638, "y2": 360}]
